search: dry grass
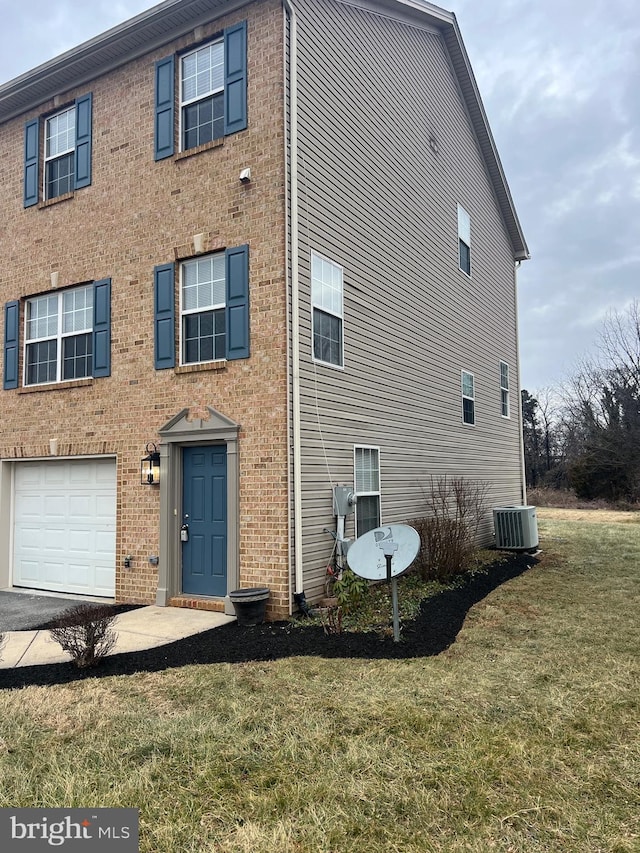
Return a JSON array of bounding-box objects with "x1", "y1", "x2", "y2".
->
[
  {"x1": 540, "y1": 506, "x2": 640, "y2": 525},
  {"x1": 0, "y1": 507, "x2": 638, "y2": 852},
  {"x1": 528, "y1": 486, "x2": 640, "y2": 513}
]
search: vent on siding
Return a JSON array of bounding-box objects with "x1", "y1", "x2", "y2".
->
[{"x1": 493, "y1": 506, "x2": 539, "y2": 550}]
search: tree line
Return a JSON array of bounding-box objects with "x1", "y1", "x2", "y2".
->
[{"x1": 522, "y1": 300, "x2": 640, "y2": 503}]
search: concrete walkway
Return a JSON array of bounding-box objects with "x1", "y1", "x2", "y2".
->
[{"x1": 0, "y1": 606, "x2": 235, "y2": 669}]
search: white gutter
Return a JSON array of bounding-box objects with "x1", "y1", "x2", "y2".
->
[{"x1": 282, "y1": 0, "x2": 304, "y2": 598}]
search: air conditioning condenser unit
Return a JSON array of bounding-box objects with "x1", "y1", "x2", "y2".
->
[{"x1": 493, "y1": 506, "x2": 539, "y2": 550}]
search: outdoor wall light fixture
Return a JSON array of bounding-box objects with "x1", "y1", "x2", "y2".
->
[{"x1": 141, "y1": 442, "x2": 160, "y2": 485}]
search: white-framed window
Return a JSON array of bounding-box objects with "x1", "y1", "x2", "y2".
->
[
  {"x1": 311, "y1": 252, "x2": 343, "y2": 367},
  {"x1": 458, "y1": 204, "x2": 471, "y2": 276},
  {"x1": 180, "y1": 253, "x2": 226, "y2": 364},
  {"x1": 25, "y1": 284, "x2": 93, "y2": 385},
  {"x1": 462, "y1": 370, "x2": 475, "y2": 425},
  {"x1": 44, "y1": 106, "x2": 76, "y2": 200},
  {"x1": 500, "y1": 361, "x2": 510, "y2": 418},
  {"x1": 354, "y1": 446, "x2": 381, "y2": 536},
  {"x1": 180, "y1": 39, "x2": 225, "y2": 151}
]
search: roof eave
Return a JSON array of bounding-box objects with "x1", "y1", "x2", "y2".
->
[
  {"x1": 0, "y1": 0, "x2": 529, "y2": 261},
  {"x1": 0, "y1": 0, "x2": 249, "y2": 123}
]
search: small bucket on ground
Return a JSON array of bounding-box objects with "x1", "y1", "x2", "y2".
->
[{"x1": 229, "y1": 587, "x2": 270, "y2": 626}]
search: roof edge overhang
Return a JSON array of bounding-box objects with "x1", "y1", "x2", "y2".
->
[
  {"x1": 339, "y1": 0, "x2": 529, "y2": 261},
  {"x1": 0, "y1": 0, "x2": 250, "y2": 123},
  {"x1": 0, "y1": 0, "x2": 529, "y2": 261}
]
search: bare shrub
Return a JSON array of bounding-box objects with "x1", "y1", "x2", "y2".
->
[
  {"x1": 319, "y1": 605, "x2": 343, "y2": 635},
  {"x1": 49, "y1": 604, "x2": 118, "y2": 668},
  {"x1": 412, "y1": 476, "x2": 489, "y2": 583}
]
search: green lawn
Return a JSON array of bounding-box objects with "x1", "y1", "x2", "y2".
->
[{"x1": 1, "y1": 507, "x2": 638, "y2": 852}]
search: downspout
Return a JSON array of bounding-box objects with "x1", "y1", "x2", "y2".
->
[
  {"x1": 283, "y1": 0, "x2": 304, "y2": 599},
  {"x1": 514, "y1": 259, "x2": 527, "y2": 506}
]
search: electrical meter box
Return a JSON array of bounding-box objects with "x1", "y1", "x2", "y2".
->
[{"x1": 333, "y1": 485, "x2": 356, "y2": 516}]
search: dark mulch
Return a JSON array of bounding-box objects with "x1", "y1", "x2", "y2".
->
[{"x1": 0, "y1": 552, "x2": 537, "y2": 691}]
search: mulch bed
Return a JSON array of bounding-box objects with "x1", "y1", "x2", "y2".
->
[{"x1": 0, "y1": 552, "x2": 537, "y2": 691}]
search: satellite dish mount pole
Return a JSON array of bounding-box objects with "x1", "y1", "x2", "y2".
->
[{"x1": 378, "y1": 539, "x2": 400, "y2": 642}]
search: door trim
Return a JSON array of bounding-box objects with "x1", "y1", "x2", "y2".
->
[{"x1": 157, "y1": 407, "x2": 239, "y2": 614}]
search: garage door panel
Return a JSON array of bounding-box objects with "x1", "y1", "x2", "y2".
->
[
  {"x1": 68, "y1": 530, "x2": 92, "y2": 555},
  {"x1": 16, "y1": 560, "x2": 39, "y2": 583},
  {"x1": 44, "y1": 561, "x2": 67, "y2": 582},
  {"x1": 94, "y1": 566, "x2": 116, "y2": 593},
  {"x1": 67, "y1": 563, "x2": 93, "y2": 587},
  {"x1": 95, "y1": 464, "x2": 115, "y2": 485},
  {"x1": 95, "y1": 530, "x2": 116, "y2": 556},
  {"x1": 19, "y1": 496, "x2": 43, "y2": 519},
  {"x1": 44, "y1": 466, "x2": 66, "y2": 486},
  {"x1": 42, "y1": 528, "x2": 67, "y2": 551},
  {"x1": 44, "y1": 495, "x2": 67, "y2": 518},
  {"x1": 14, "y1": 459, "x2": 116, "y2": 597},
  {"x1": 16, "y1": 525, "x2": 43, "y2": 548},
  {"x1": 68, "y1": 495, "x2": 94, "y2": 519},
  {"x1": 96, "y1": 496, "x2": 116, "y2": 520}
]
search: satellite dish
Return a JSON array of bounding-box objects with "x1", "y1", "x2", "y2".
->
[{"x1": 347, "y1": 524, "x2": 420, "y2": 581}]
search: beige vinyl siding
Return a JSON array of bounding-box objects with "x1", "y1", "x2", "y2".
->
[{"x1": 291, "y1": 0, "x2": 525, "y2": 600}]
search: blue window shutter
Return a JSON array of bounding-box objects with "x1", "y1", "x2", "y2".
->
[
  {"x1": 224, "y1": 21, "x2": 247, "y2": 135},
  {"x1": 4, "y1": 300, "x2": 19, "y2": 390},
  {"x1": 155, "y1": 55, "x2": 175, "y2": 160},
  {"x1": 226, "y1": 245, "x2": 249, "y2": 360},
  {"x1": 23, "y1": 119, "x2": 39, "y2": 207},
  {"x1": 154, "y1": 263, "x2": 175, "y2": 369},
  {"x1": 74, "y1": 93, "x2": 93, "y2": 189},
  {"x1": 93, "y1": 278, "x2": 111, "y2": 378}
]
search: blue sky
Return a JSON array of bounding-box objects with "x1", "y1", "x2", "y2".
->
[{"x1": 1, "y1": 0, "x2": 638, "y2": 392}]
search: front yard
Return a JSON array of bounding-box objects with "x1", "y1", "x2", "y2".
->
[{"x1": 0, "y1": 507, "x2": 638, "y2": 852}]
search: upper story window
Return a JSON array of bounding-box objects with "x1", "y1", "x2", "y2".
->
[
  {"x1": 458, "y1": 204, "x2": 471, "y2": 276},
  {"x1": 44, "y1": 107, "x2": 76, "y2": 199},
  {"x1": 312, "y1": 252, "x2": 343, "y2": 368},
  {"x1": 354, "y1": 446, "x2": 381, "y2": 537},
  {"x1": 181, "y1": 253, "x2": 227, "y2": 364},
  {"x1": 500, "y1": 361, "x2": 510, "y2": 418},
  {"x1": 23, "y1": 94, "x2": 93, "y2": 208},
  {"x1": 462, "y1": 370, "x2": 475, "y2": 425},
  {"x1": 181, "y1": 41, "x2": 225, "y2": 150},
  {"x1": 154, "y1": 21, "x2": 247, "y2": 161}
]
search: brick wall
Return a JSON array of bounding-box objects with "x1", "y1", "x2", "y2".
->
[{"x1": 0, "y1": 0, "x2": 292, "y2": 618}]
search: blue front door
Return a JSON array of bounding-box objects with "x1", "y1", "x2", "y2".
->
[{"x1": 182, "y1": 445, "x2": 227, "y2": 596}]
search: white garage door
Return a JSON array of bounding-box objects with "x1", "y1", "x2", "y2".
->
[{"x1": 13, "y1": 458, "x2": 116, "y2": 597}]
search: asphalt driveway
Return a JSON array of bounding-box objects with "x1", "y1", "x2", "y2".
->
[{"x1": 0, "y1": 590, "x2": 113, "y2": 632}]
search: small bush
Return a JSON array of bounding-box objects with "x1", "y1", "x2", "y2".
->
[
  {"x1": 412, "y1": 476, "x2": 489, "y2": 583},
  {"x1": 332, "y1": 567, "x2": 369, "y2": 614},
  {"x1": 49, "y1": 604, "x2": 118, "y2": 668}
]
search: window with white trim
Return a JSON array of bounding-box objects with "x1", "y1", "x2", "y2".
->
[
  {"x1": 312, "y1": 252, "x2": 343, "y2": 367},
  {"x1": 462, "y1": 370, "x2": 475, "y2": 425},
  {"x1": 500, "y1": 361, "x2": 510, "y2": 418},
  {"x1": 458, "y1": 204, "x2": 471, "y2": 276},
  {"x1": 180, "y1": 253, "x2": 226, "y2": 364},
  {"x1": 25, "y1": 284, "x2": 93, "y2": 385},
  {"x1": 180, "y1": 40, "x2": 225, "y2": 151},
  {"x1": 44, "y1": 106, "x2": 76, "y2": 200},
  {"x1": 354, "y1": 446, "x2": 381, "y2": 536}
]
